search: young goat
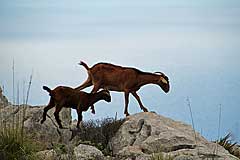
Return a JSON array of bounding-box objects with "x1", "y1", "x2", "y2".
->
[
  {"x1": 41, "y1": 86, "x2": 111, "y2": 129},
  {"x1": 75, "y1": 61, "x2": 170, "y2": 116}
]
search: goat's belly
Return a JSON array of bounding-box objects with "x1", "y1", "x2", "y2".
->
[{"x1": 103, "y1": 85, "x2": 123, "y2": 92}]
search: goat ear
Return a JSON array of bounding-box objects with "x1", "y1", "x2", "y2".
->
[
  {"x1": 160, "y1": 77, "x2": 168, "y2": 84},
  {"x1": 104, "y1": 90, "x2": 110, "y2": 96}
]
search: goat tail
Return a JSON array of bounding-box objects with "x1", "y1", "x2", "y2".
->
[
  {"x1": 78, "y1": 61, "x2": 89, "y2": 70},
  {"x1": 43, "y1": 86, "x2": 52, "y2": 93}
]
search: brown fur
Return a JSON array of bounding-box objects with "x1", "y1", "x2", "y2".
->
[
  {"x1": 41, "y1": 86, "x2": 111, "y2": 128},
  {"x1": 75, "y1": 61, "x2": 170, "y2": 116}
]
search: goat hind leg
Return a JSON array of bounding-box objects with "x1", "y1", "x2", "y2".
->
[
  {"x1": 41, "y1": 99, "x2": 55, "y2": 124},
  {"x1": 76, "y1": 110, "x2": 83, "y2": 129},
  {"x1": 75, "y1": 77, "x2": 92, "y2": 91},
  {"x1": 54, "y1": 106, "x2": 64, "y2": 129},
  {"x1": 131, "y1": 91, "x2": 148, "y2": 112}
]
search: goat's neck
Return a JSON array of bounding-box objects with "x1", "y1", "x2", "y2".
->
[
  {"x1": 89, "y1": 93, "x2": 104, "y2": 105},
  {"x1": 138, "y1": 73, "x2": 159, "y2": 87}
]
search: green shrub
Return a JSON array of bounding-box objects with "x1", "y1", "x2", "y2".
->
[
  {"x1": 52, "y1": 143, "x2": 67, "y2": 155},
  {"x1": 217, "y1": 133, "x2": 240, "y2": 158},
  {"x1": 0, "y1": 126, "x2": 38, "y2": 160},
  {"x1": 73, "y1": 117, "x2": 125, "y2": 155}
]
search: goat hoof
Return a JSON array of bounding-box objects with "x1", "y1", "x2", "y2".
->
[
  {"x1": 40, "y1": 120, "x2": 44, "y2": 124},
  {"x1": 143, "y1": 108, "x2": 148, "y2": 112},
  {"x1": 125, "y1": 113, "x2": 130, "y2": 117},
  {"x1": 91, "y1": 110, "x2": 95, "y2": 114}
]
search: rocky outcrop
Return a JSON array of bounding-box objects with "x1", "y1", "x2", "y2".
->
[
  {"x1": 0, "y1": 88, "x2": 239, "y2": 159},
  {"x1": 110, "y1": 112, "x2": 239, "y2": 160},
  {"x1": 0, "y1": 104, "x2": 72, "y2": 148},
  {"x1": 0, "y1": 86, "x2": 9, "y2": 107},
  {"x1": 23, "y1": 105, "x2": 72, "y2": 146},
  {"x1": 74, "y1": 144, "x2": 105, "y2": 160},
  {"x1": 36, "y1": 149, "x2": 58, "y2": 160}
]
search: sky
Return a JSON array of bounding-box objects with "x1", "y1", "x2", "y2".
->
[{"x1": 0, "y1": 0, "x2": 240, "y2": 142}]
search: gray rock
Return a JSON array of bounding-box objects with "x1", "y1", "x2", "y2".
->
[
  {"x1": 0, "y1": 104, "x2": 72, "y2": 148},
  {"x1": 74, "y1": 144, "x2": 104, "y2": 160},
  {"x1": 36, "y1": 149, "x2": 57, "y2": 160},
  {"x1": 173, "y1": 155, "x2": 194, "y2": 160},
  {"x1": 232, "y1": 146, "x2": 240, "y2": 158},
  {"x1": 59, "y1": 154, "x2": 71, "y2": 160},
  {"x1": 110, "y1": 112, "x2": 239, "y2": 160},
  {"x1": 23, "y1": 105, "x2": 72, "y2": 145},
  {"x1": 0, "y1": 86, "x2": 9, "y2": 107},
  {"x1": 116, "y1": 146, "x2": 151, "y2": 160}
]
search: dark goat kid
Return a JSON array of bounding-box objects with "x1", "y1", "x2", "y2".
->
[
  {"x1": 75, "y1": 61, "x2": 170, "y2": 116},
  {"x1": 41, "y1": 86, "x2": 111, "y2": 129}
]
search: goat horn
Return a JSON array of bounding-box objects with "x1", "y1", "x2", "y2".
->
[{"x1": 154, "y1": 72, "x2": 163, "y2": 75}]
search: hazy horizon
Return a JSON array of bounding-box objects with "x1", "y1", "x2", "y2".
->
[{"x1": 1, "y1": 0, "x2": 240, "y2": 142}]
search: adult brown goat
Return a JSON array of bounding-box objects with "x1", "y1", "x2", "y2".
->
[
  {"x1": 75, "y1": 61, "x2": 170, "y2": 116},
  {"x1": 41, "y1": 86, "x2": 111, "y2": 129}
]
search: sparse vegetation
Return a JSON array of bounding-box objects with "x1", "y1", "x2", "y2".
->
[
  {"x1": 0, "y1": 117, "x2": 38, "y2": 160},
  {"x1": 52, "y1": 143, "x2": 67, "y2": 155},
  {"x1": 0, "y1": 62, "x2": 37, "y2": 160},
  {"x1": 73, "y1": 117, "x2": 125, "y2": 155},
  {"x1": 151, "y1": 152, "x2": 174, "y2": 160},
  {"x1": 217, "y1": 133, "x2": 240, "y2": 158}
]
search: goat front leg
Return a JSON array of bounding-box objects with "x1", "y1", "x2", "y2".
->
[
  {"x1": 131, "y1": 91, "x2": 148, "y2": 112},
  {"x1": 41, "y1": 99, "x2": 55, "y2": 124},
  {"x1": 89, "y1": 82, "x2": 101, "y2": 114},
  {"x1": 124, "y1": 91, "x2": 130, "y2": 116},
  {"x1": 77, "y1": 109, "x2": 83, "y2": 129},
  {"x1": 90, "y1": 105, "x2": 95, "y2": 114},
  {"x1": 54, "y1": 105, "x2": 64, "y2": 129}
]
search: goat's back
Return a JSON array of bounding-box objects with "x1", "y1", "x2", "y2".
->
[
  {"x1": 89, "y1": 63, "x2": 141, "y2": 91},
  {"x1": 51, "y1": 86, "x2": 86, "y2": 104}
]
